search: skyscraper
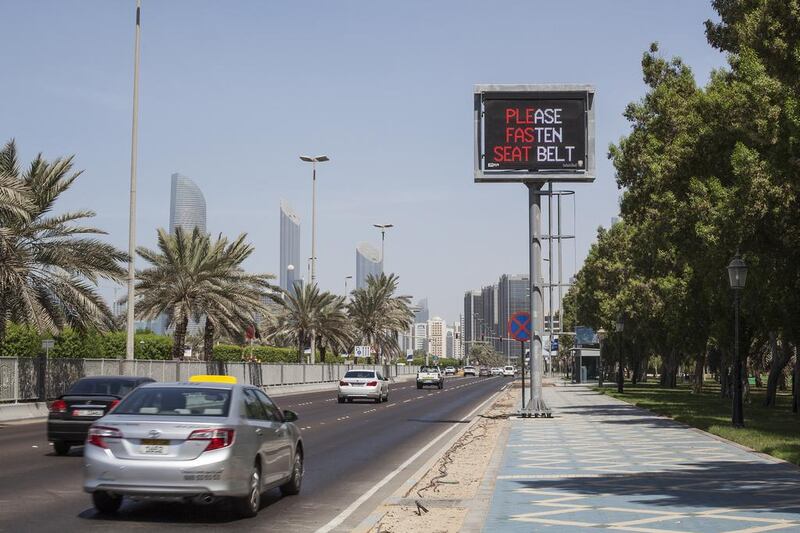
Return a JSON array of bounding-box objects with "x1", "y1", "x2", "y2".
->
[
  {"x1": 169, "y1": 173, "x2": 206, "y2": 234},
  {"x1": 482, "y1": 284, "x2": 499, "y2": 350},
  {"x1": 356, "y1": 242, "x2": 382, "y2": 289},
  {"x1": 463, "y1": 290, "x2": 483, "y2": 355},
  {"x1": 168, "y1": 173, "x2": 207, "y2": 338},
  {"x1": 279, "y1": 200, "x2": 301, "y2": 292},
  {"x1": 427, "y1": 317, "x2": 446, "y2": 359},
  {"x1": 414, "y1": 298, "x2": 430, "y2": 323},
  {"x1": 498, "y1": 274, "x2": 530, "y2": 363}
]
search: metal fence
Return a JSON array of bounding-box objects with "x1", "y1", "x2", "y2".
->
[{"x1": 0, "y1": 357, "x2": 421, "y2": 403}]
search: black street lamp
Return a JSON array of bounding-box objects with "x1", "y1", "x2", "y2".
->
[
  {"x1": 597, "y1": 328, "x2": 607, "y2": 387},
  {"x1": 616, "y1": 315, "x2": 625, "y2": 393},
  {"x1": 727, "y1": 252, "x2": 748, "y2": 428}
]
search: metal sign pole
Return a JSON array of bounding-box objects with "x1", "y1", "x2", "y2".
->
[
  {"x1": 525, "y1": 184, "x2": 551, "y2": 417},
  {"x1": 521, "y1": 339, "x2": 526, "y2": 409}
]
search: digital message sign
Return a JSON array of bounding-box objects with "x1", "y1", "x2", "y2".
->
[
  {"x1": 484, "y1": 98, "x2": 586, "y2": 171},
  {"x1": 474, "y1": 85, "x2": 595, "y2": 183}
]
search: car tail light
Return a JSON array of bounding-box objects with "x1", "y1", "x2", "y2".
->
[
  {"x1": 107, "y1": 399, "x2": 120, "y2": 412},
  {"x1": 339, "y1": 380, "x2": 349, "y2": 386},
  {"x1": 50, "y1": 399, "x2": 67, "y2": 413},
  {"x1": 188, "y1": 428, "x2": 235, "y2": 452},
  {"x1": 87, "y1": 426, "x2": 122, "y2": 449},
  {"x1": 366, "y1": 380, "x2": 378, "y2": 387}
]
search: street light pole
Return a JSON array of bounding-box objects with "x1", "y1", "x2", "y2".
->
[
  {"x1": 125, "y1": 0, "x2": 142, "y2": 361},
  {"x1": 597, "y1": 328, "x2": 607, "y2": 387},
  {"x1": 728, "y1": 252, "x2": 748, "y2": 428},
  {"x1": 373, "y1": 224, "x2": 393, "y2": 272},
  {"x1": 616, "y1": 315, "x2": 625, "y2": 393},
  {"x1": 300, "y1": 155, "x2": 329, "y2": 365},
  {"x1": 344, "y1": 275, "x2": 352, "y2": 297}
]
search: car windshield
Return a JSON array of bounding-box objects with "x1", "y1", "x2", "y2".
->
[
  {"x1": 420, "y1": 367, "x2": 439, "y2": 372},
  {"x1": 113, "y1": 387, "x2": 231, "y2": 417},
  {"x1": 344, "y1": 371, "x2": 375, "y2": 379},
  {"x1": 68, "y1": 378, "x2": 140, "y2": 397}
]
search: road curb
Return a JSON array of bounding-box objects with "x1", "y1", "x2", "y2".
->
[
  {"x1": 0, "y1": 402, "x2": 48, "y2": 423},
  {"x1": 352, "y1": 382, "x2": 513, "y2": 533}
]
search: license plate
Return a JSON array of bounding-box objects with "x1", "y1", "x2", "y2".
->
[
  {"x1": 73, "y1": 409, "x2": 104, "y2": 417},
  {"x1": 140, "y1": 439, "x2": 169, "y2": 455}
]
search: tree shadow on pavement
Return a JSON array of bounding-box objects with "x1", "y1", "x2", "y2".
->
[{"x1": 508, "y1": 460, "x2": 800, "y2": 517}]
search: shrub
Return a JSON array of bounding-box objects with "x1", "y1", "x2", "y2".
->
[
  {"x1": 212, "y1": 344, "x2": 244, "y2": 361},
  {"x1": 51, "y1": 329, "x2": 102, "y2": 358},
  {"x1": 1, "y1": 322, "x2": 42, "y2": 357}
]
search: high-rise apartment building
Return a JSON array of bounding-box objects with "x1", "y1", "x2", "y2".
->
[
  {"x1": 482, "y1": 284, "x2": 499, "y2": 351},
  {"x1": 169, "y1": 173, "x2": 206, "y2": 234},
  {"x1": 463, "y1": 290, "x2": 483, "y2": 355},
  {"x1": 446, "y1": 327, "x2": 454, "y2": 358},
  {"x1": 414, "y1": 298, "x2": 430, "y2": 323},
  {"x1": 427, "y1": 317, "x2": 446, "y2": 359},
  {"x1": 498, "y1": 274, "x2": 530, "y2": 363},
  {"x1": 414, "y1": 322, "x2": 428, "y2": 352},
  {"x1": 279, "y1": 200, "x2": 301, "y2": 293},
  {"x1": 356, "y1": 242, "x2": 382, "y2": 289}
]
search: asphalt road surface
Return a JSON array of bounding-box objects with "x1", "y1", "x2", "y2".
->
[{"x1": 0, "y1": 374, "x2": 511, "y2": 532}]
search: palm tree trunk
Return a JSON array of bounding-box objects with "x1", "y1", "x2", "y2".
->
[
  {"x1": 298, "y1": 333, "x2": 304, "y2": 364},
  {"x1": 172, "y1": 315, "x2": 188, "y2": 359},
  {"x1": 203, "y1": 317, "x2": 215, "y2": 361}
]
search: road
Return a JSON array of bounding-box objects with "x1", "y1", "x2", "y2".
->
[{"x1": 0, "y1": 374, "x2": 511, "y2": 532}]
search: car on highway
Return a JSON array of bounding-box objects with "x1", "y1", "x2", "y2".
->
[
  {"x1": 83, "y1": 375, "x2": 304, "y2": 518},
  {"x1": 502, "y1": 365, "x2": 516, "y2": 377},
  {"x1": 48, "y1": 375, "x2": 155, "y2": 456},
  {"x1": 478, "y1": 366, "x2": 491, "y2": 377},
  {"x1": 490, "y1": 367, "x2": 503, "y2": 376},
  {"x1": 444, "y1": 366, "x2": 455, "y2": 375},
  {"x1": 337, "y1": 369, "x2": 389, "y2": 403},
  {"x1": 463, "y1": 366, "x2": 477, "y2": 377},
  {"x1": 417, "y1": 366, "x2": 444, "y2": 389}
]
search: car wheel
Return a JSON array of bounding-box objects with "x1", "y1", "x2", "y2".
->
[
  {"x1": 346, "y1": 398, "x2": 353, "y2": 403},
  {"x1": 384, "y1": 393, "x2": 389, "y2": 402},
  {"x1": 280, "y1": 449, "x2": 303, "y2": 496},
  {"x1": 234, "y1": 463, "x2": 261, "y2": 518},
  {"x1": 438, "y1": 382, "x2": 444, "y2": 389},
  {"x1": 337, "y1": 397, "x2": 345, "y2": 404},
  {"x1": 52, "y1": 440, "x2": 71, "y2": 456},
  {"x1": 416, "y1": 383, "x2": 422, "y2": 389},
  {"x1": 92, "y1": 491, "x2": 123, "y2": 514}
]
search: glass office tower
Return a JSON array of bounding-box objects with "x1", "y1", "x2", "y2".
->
[
  {"x1": 356, "y1": 242, "x2": 382, "y2": 289},
  {"x1": 279, "y1": 200, "x2": 301, "y2": 293},
  {"x1": 169, "y1": 173, "x2": 206, "y2": 234}
]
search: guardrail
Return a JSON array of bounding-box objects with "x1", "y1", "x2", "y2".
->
[{"x1": 0, "y1": 357, "x2": 421, "y2": 403}]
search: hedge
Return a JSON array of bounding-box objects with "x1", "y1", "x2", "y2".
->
[
  {"x1": 48, "y1": 329, "x2": 172, "y2": 360},
  {"x1": 1, "y1": 323, "x2": 42, "y2": 357},
  {"x1": 214, "y1": 344, "x2": 299, "y2": 363}
]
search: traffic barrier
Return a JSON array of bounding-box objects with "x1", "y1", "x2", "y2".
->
[{"x1": 0, "y1": 357, "x2": 421, "y2": 403}]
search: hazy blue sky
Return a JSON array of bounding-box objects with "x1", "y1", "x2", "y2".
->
[{"x1": 2, "y1": 1, "x2": 726, "y2": 323}]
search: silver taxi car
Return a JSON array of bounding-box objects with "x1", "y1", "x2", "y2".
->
[
  {"x1": 83, "y1": 376, "x2": 303, "y2": 518},
  {"x1": 337, "y1": 369, "x2": 389, "y2": 403}
]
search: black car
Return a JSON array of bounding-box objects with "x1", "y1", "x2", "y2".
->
[{"x1": 47, "y1": 376, "x2": 155, "y2": 455}]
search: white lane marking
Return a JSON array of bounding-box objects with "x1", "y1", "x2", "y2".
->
[
  {"x1": 403, "y1": 399, "x2": 412, "y2": 403},
  {"x1": 316, "y1": 383, "x2": 510, "y2": 533},
  {"x1": 385, "y1": 403, "x2": 397, "y2": 407}
]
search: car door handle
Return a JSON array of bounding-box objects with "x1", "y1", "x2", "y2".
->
[{"x1": 255, "y1": 428, "x2": 264, "y2": 436}]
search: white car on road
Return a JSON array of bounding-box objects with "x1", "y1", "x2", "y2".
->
[
  {"x1": 502, "y1": 365, "x2": 515, "y2": 377},
  {"x1": 338, "y1": 370, "x2": 389, "y2": 403}
]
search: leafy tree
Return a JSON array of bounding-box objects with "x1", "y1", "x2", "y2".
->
[
  {"x1": 0, "y1": 322, "x2": 41, "y2": 357},
  {"x1": 0, "y1": 140, "x2": 126, "y2": 354}
]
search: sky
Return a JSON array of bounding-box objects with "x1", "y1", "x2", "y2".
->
[{"x1": 1, "y1": 1, "x2": 727, "y2": 324}]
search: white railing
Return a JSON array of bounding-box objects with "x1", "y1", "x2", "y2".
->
[{"x1": 0, "y1": 357, "x2": 420, "y2": 403}]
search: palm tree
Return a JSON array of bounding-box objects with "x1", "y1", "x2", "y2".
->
[
  {"x1": 0, "y1": 140, "x2": 127, "y2": 351},
  {"x1": 313, "y1": 296, "x2": 354, "y2": 363},
  {"x1": 263, "y1": 283, "x2": 351, "y2": 363},
  {"x1": 348, "y1": 273, "x2": 413, "y2": 364},
  {"x1": 134, "y1": 228, "x2": 273, "y2": 360}
]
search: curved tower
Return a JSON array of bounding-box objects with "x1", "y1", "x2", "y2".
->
[
  {"x1": 355, "y1": 242, "x2": 382, "y2": 290},
  {"x1": 169, "y1": 173, "x2": 207, "y2": 234}
]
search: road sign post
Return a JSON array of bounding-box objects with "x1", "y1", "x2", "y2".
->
[
  {"x1": 509, "y1": 312, "x2": 531, "y2": 413},
  {"x1": 476, "y1": 84, "x2": 595, "y2": 418}
]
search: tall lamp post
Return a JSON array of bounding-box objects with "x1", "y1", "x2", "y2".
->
[
  {"x1": 286, "y1": 264, "x2": 295, "y2": 295},
  {"x1": 727, "y1": 252, "x2": 747, "y2": 428},
  {"x1": 300, "y1": 155, "x2": 329, "y2": 364},
  {"x1": 616, "y1": 315, "x2": 625, "y2": 393},
  {"x1": 597, "y1": 328, "x2": 607, "y2": 387},
  {"x1": 373, "y1": 223, "x2": 393, "y2": 271}
]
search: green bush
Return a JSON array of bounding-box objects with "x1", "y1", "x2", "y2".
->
[
  {"x1": 1, "y1": 323, "x2": 42, "y2": 357},
  {"x1": 51, "y1": 329, "x2": 102, "y2": 358},
  {"x1": 50, "y1": 329, "x2": 172, "y2": 360},
  {"x1": 212, "y1": 344, "x2": 244, "y2": 361},
  {"x1": 135, "y1": 334, "x2": 172, "y2": 360}
]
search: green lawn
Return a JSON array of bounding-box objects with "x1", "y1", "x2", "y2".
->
[{"x1": 597, "y1": 382, "x2": 800, "y2": 466}]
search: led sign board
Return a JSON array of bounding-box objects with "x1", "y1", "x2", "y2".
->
[{"x1": 474, "y1": 85, "x2": 595, "y2": 183}]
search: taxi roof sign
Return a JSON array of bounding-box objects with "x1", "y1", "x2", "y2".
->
[{"x1": 189, "y1": 374, "x2": 237, "y2": 384}]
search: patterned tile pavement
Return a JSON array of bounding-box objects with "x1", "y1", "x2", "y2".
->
[{"x1": 483, "y1": 384, "x2": 800, "y2": 532}]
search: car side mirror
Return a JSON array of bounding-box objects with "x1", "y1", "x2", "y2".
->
[{"x1": 283, "y1": 410, "x2": 298, "y2": 422}]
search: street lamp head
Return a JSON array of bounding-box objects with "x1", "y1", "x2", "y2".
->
[
  {"x1": 616, "y1": 315, "x2": 625, "y2": 333},
  {"x1": 287, "y1": 264, "x2": 295, "y2": 271},
  {"x1": 727, "y1": 253, "x2": 747, "y2": 290},
  {"x1": 299, "y1": 155, "x2": 329, "y2": 163},
  {"x1": 373, "y1": 223, "x2": 394, "y2": 229},
  {"x1": 345, "y1": 275, "x2": 353, "y2": 280},
  {"x1": 597, "y1": 328, "x2": 607, "y2": 339}
]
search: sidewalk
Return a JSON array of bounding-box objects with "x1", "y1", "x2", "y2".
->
[{"x1": 482, "y1": 383, "x2": 800, "y2": 532}]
